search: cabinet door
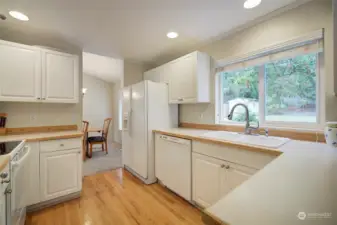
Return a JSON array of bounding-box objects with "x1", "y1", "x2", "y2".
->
[
  {"x1": 144, "y1": 68, "x2": 160, "y2": 82},
  {"x1": 0, "y1": 40, "x2": 41, "y2": 102},
  {"x1": 40, "y1": 149, "x2": 82, "y2": 202},
  {"x1": 225, "y1": 162, "x2": 257, "y2": 192},
  {"x1": 169, "y1": 53, "x2": 197, "y2": 103},
  {"x1": 192, "y1": 153, "x2": 223, "y2": 208},
  {"x1": 25, "y1": 142, "x2": 40, "y2": 206},
  {"x1": 42, "y1": 50, "x2": 79, "y2": 103}
]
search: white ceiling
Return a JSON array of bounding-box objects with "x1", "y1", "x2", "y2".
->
[
  {"x1": 0, "y1": 0, "x2": 306, "y2": 64},
  {"x1": 83, "y1": 52, "x2": 123, "y2": 83}
]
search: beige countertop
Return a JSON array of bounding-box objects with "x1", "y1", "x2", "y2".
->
[
  {"x1": 153, "y1": 128, "x2": 337, "y2": 225},
  {"x1": 0, "y1": 130, "x2": 83, "y2": 143},
  {"x1": 0, "y1": 131, "x2": 83, "y2": 171}
]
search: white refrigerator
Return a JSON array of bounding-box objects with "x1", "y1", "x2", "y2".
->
[{"x1": 122, "y1": 80, "x2": 178, "y2": 184}]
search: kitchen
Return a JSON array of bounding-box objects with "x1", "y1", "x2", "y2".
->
[{"x1": 0, "y1": 0, "x2": 336, "y2": 225}]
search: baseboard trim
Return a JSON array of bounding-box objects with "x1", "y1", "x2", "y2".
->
[
  {"x1": 27, "y1": 192, "x2": 81, "y2": 213},
  {"x1": 124, "y1": 165, "x2": 157, "y2": 185}
]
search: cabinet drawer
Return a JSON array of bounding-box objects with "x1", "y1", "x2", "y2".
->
[{"x1": 40, "y1": 138, "x2": 81, "y2": 152}]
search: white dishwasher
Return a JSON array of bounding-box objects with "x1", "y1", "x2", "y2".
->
[{"x1": 155, "y1": 134, "x2": 192, "y2": 201}]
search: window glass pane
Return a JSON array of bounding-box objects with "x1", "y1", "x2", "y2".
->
[
  {"x1": 220, "y1": 67, "x2": 259, "y2": 123},
  {"x1": 265, "y1": 54, "x2": 317, "y2": 123}
]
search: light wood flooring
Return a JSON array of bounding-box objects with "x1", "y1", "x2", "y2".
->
[{"x1": 25, "y1": 168, "x2": 205, "y2": 225}]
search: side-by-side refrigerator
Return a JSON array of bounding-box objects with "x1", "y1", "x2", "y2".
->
[{"x1": 122, "y1": 80, "x2": 178, "y2": 184}]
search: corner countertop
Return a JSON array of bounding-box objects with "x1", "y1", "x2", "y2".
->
[
  {"x1": 0, "y1": 130, "x2": 83, "y2": 143},
  {"x1": 153, "y1": 128, "x2": 337, "y2": 225}
]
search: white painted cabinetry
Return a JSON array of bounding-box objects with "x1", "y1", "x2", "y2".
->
[
  {"x1": 192, "y1": 152, "x2": 257, "y2": 208},
  {"x1": 39, "y1": 138, "x2": 82, "y2": 202},
  {"x1": 143, "y1": 51, "x2": 211, "y2": 104},
  {"x1": 40, "y1": 149, "x2": 82, "y2": 202},
  {"x1": 168, "y1": 52, "x2": 210, "y2": 104},
  {"x1": 0, "y1": 39, "x2": 79, "y2": 103},
  {"x1": 0, "y1": 40, "x2": 41, "y2": 102},
  {"x1": 41, "y1": 49, "x2": 79, "y2": 103},
  {"x1": 192, "y1": 153, "x2": 223, "y2": 208}
]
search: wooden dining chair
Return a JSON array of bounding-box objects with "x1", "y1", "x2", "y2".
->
[
  {"x1": 82, "y1": 121, "x2": 89, "y2": 161},
  {"x1": 87, "y1": 118, "x2": 112, "y2": 158}
]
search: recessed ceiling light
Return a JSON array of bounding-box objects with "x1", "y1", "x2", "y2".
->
[
  {"x1": 167, "y1": 32, "x2": 178, "y2": 39},
  {"x1": 9, "y1": 11, "x2": 29, "y2": 21},
  {"x1": 244, "y1": 0, "x2": 262, "y2": 9}
]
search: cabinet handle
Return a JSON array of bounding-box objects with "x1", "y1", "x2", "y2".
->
[
  {"x1": 37, "y1": 97, "x2": 41, "y2": 100},
  {"x1": 178, "y1": 98, "x2": 183, "y2": 101},
  {"x1": 60, "y1": 144, "x2": 64, "y2": 147},
  {"x1": 42, "y1": 98, "x2": 46, "y2": 100}
]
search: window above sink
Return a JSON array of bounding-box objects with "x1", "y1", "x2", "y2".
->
[{"x1": 215, "y1": 30, "x2": 325, "y2": 130}]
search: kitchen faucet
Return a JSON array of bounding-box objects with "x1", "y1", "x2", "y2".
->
[{"x1": 228, "y1": 103, "x2": 259, "y2": 135}]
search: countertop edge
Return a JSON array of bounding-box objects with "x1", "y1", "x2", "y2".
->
[
  {"x1": 153, "y1": 130, "x2": 282, "y2": 156},
  {"x1": 26, "y1": 133, "x2": 83, "y2": 142}
]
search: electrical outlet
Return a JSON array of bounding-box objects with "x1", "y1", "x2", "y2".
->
[{"x1": 30, "y1": 115, "x2": 37, "y2": 121}]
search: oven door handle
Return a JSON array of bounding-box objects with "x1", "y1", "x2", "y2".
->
[{"x1": 12, "y1": 146, "x2": 30, "y2": 169}]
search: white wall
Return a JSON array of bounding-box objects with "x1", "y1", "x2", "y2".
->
[
  {"x1": 177, "y1": 0, "x2": 336, "y2": 125},
  {"x1": 112, "y1": 80, "x2": 122, "y2": 144},
  {"x1": 123, "y1": 60, "x2": 150, "y2": 87},
  {"x1": 0, "y1": 26, "x2": 83, "y2": 128},
  {"x1": 82, "y1": 74, "x2": 115, "y2": 142}
]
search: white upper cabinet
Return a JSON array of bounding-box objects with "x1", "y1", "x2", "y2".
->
[
  {"x1": 0, "y1": 40, "x2": 41, "y2": 102},
  {"x1": 143, "y1": 65, "x2": 169, "y2": 84},
  {"x1": 143, "y1": 51, "x2": 211, "y2": 104},
  {"x1": 168, "y1": 51, "x2": 210, "y2": 104},
  {"x1": 42, "y1": 49, "x2": 79, "y2": 103},
  {"x1": 0, "y1": 39, "x2": 79, "y2": 103}
]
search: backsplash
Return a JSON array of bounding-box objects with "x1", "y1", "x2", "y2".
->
[{"x1": 0, "y1": 102, "x2": 82, "y2": 129}]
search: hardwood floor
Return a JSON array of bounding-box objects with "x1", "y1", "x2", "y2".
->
[{"x1": 25, "y1": 168, "x2": 205, "y2": 225}]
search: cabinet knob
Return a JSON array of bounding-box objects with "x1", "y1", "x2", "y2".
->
[
  {"x1": 225, "y1": 165, "x2": 230, "y2": 169},
  {"x1": 37, "y1": 97, "x2": 41, "y2": 100},
  {"x1": 221, "y1": 164, "x2": 225, "y2": 168},
  {"x1": 60, "y1": 144, "x2": 64, "y2": 147}
]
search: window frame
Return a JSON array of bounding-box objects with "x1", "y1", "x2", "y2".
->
[{"x1": 215, "y1": 52, "x2": 325, "y2": 130}]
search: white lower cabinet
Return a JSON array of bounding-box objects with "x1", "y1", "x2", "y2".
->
[
  {"x1": 192, "y1": 153, "x2": 257, "y2": 208},
  {"x1": 40, "y1": 148, "x2": 82, "y2": 202},
  {"x1": 192, "y1": 153, "x2": 223, "y2": 208}
]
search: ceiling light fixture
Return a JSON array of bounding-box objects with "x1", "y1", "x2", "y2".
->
[
  {"x1": 244, "y1": 0, "x2": 262, "y2": 9},
  {"x1": 9, "y1": 11, "x2": 29, "y2": 21},
  {"x1": 167, "y1": 32, "x2": 178, "y2": 39}
]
